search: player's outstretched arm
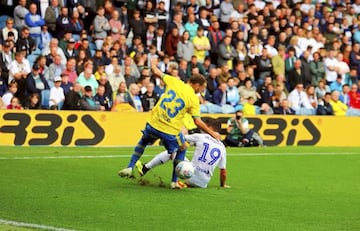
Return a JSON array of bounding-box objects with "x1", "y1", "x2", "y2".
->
[
  {"x1": 193, "y1": 117, "x2": 222, "y2": 140},
  {"x1": 150, "y1": 57, "x2": 164, "y2": 78},
  {"x1": 220, "y1": 169, "x2": 231, "y2": 188}
]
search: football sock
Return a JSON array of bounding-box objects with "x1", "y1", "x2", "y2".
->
[
  {"x1": 128, "y1": 143, "x2": 146, "y2": 168},
  {"x1": 145, "y1": 151, "x2": 170, "y2": 169}
]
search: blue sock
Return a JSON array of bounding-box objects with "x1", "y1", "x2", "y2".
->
[
  {"x1": 171, "y1": 162, "x2": 178, "y2": 183},
  {"x1": 127, "y1": 143, "x2": 146, "y2": 168},
  {"x1": 171, "y1": 149, "x2": 186, "y2": 182}
]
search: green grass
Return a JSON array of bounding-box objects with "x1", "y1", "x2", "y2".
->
[{"x1": 0, "y1": 146, "x2": 359, "y2": 231}]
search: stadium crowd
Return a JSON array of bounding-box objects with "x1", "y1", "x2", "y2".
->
[{"x1": 0, "y1": 0, "x2": 360, "y2": 116}]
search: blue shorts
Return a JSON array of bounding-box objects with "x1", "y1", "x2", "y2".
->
[{"x1": 142, "y1": 123, "x2": 185, "y2": 154}]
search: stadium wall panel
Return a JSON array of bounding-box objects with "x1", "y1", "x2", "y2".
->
[{"x1": 0, "y1": 110, "x2": 359, "y2": 147}]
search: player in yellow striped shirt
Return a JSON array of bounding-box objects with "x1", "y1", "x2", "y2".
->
[{"x1": 118, "y1": 58, "x2": 221, "y2": 187}]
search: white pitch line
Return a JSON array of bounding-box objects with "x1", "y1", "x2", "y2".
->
[
  {"x1": 0, "y1": 152, "x2": 358, "y2": 160},
  {"x1": 0, "y1": 218, "x2": 76, "y2": 231}
]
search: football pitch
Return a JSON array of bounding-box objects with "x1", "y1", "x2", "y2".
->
[{"x1": 0, "y1": 146, "x2": 359, "y2": 231}]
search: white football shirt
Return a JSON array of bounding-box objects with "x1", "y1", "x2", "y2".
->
[{"x1": 186, "y1": 134, "x2": 227, "y2": 188}]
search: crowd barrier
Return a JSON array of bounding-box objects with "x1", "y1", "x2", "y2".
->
[{"x1": 0, "y1": 110, "x2": 359, "y2": 147}]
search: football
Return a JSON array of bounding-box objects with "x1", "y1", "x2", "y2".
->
[{"x1": 175, "y1": 161, "x2": 194, "y2": 179}]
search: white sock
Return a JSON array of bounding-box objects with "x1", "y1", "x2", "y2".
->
[{"x1": 145, "y1": 151, "x2": 171, "y2": 169}]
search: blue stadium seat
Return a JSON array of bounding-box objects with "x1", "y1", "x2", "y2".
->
[
  {"x1": 0, "y1": 15, "x2": 8, "y2": 29},
  {"x1": 41, "y1": 89, "x2": 50, "y2": 109}
]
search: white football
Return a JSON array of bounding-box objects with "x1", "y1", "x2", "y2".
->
[{"x1": 175, "y1": 161, "x2": 194, "y2": 179}]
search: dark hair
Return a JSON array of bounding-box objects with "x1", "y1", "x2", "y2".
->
[
  {"x1": 201, "y1": 117, "x2": 220, "y2": 133},
  {"x1": 189, "y1": 74, "x2": 206, "y2": 85}
]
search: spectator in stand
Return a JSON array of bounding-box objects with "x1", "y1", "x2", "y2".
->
[
  {"x1": 211, "y1": 81, "x2": 235, "y2": 114},
  {"x1": 300, "y1": 50, "x2": 313, "y2": 87},
  {"x1": 80, "y1": 85, "x2": 105, "y2": 111},
  {"x1": 77, "y1": 62, "x2": 98, "y2": 96},
  {"x1": 60, "y1": 73, "x2": 73, "y2": 95},
  {"x1": 109, "y1": 10, "x2": 123, "y2": 42},
  {"x1": 3, "y1": 18, "x2": 18, "y2": 43},
  {"x1": 48, "y1": 54, "x2": 65, "y2": 85},
  {"x1": 24, "y1": 93, "x2": 41, "y2": 109},
  {"x1": 59, "y1": 31, "x2": 73, "y2": 52},
  {"x1": 152, "y1": 26, "x2": 166, "y2": 59},
  {"x1": 44, "y1": 0, "x2": 60, "y2": 38},
  {"x1": 288, "y1": 83, "x2": 315, "y2": 115},
  {"x1": 42, "y1": 38, "x2": 67, "y2": 66},
  {"x1": 305, "y1": 84, "x2": 318, "y2": 111},
  {"x1": 7, "y1": 96, "x2": 23, "y2": 110},
  {"x1": 349, "y1": 43, "x2": 360, "y2": 77},
  {"x1": 2, "y1": 81, "x2": 18, "y2": 106},
  {"x1": 288, "y1": 59, "x2": 306, "y2": 92},
  {"x1": 242, "y1": 96, "x2": 257, "y2": 116},
  {"x1": 26, "y1": 63, "x2": 50, "y2": 97},
  {"x1": 49, "y1": 76, "x2": 65, "y2": 110},
  {"x1": 316, "y1": 92, "x2": 333, "y2": 116},
  {"x1": 25, "y1": 3, "x2": 45, "y2": 47},
  {"x1": 140, "y1": 82, "x2": 160, "y2": 112},
  {"x1": 129, "y1": 10, "x2": 146, "y2": 44},
  {"x1": 208, "y1": 17, "x2": 224, "y2": 65},
  {"x1": 123, "y1": 65, "x2": 137, "y2": 88},
  {"x1": 271, "y1": 45, "x2": 285, "y2": 77},
  {"x1": 124, "y1": 83, "x2": 143, "y2": 112},
  {"x1": 93, "y1": 7, "x2": 111, "y2": 50},
  {"x1": 348, "y1": 83, "x2": 360, "y2": 116},
  {"x1": 329, "y1": 75, "x2": 343, "y2": 93},
  {"x1": 310, "y1": 51, "x2": 325, "y2": 86},
  {"x1": 167, "y1": 11, "x2": 184, "y2": 36},
  {"x1": 184, "y1": 14, "x2": 199, "y2": 41},
  {"x1": 219, "y1": 0, "x2": 233, "y2": 29},
  {"x1": 62, "y1": 57, "x2": 78, "y2": 84},
  {"x1": 38, "y1": 25, "x2": 52, "y2": 51},
  {"x1": 339, "y1": 84, "x2": 351, "y2": 106},
  {"x1": 186, "y1": 56, "x2": 206, "y2": 78},
  {"x1": 108, "y1": 65, "x2": 125, "y2": 92},
  {"x1": 8, "y1": 51, "x2": 31, "y2": 104},
  {"x1": 337, "y1": 53, "x2": 350, "y2": 84},
  {"x1": 274, "y1": 99, "x2": 296, "y2": 115},
  {"x1": 70, "y1": 9, "x2": 84, "y2": 41},
  {"x1": 63, "y1": 38, "x2": 77, "y2": 59},
  {"x1": 177, "y1": 31, "x2": 194, "y2": 62},
  {"x1": 0, "y1": 41, "x2": 13, "y2": 85},
  {"x1": 165, "y1": 27, "x2": 180, "y2": 60},
  {"x1": 226, "y1": 77, "x2": 240, "y2": 108},
  {"x1": 254, "y1": 48, "x2": 273, "y2": 87},
  {"x1": 324, "y1": 49, "x2": 339, "y2": 85},
  {"x1": 62, "y1": 82, "x2": 82, "y2": 110},
  {"x1": 285, "y1": 47, "x2": 297, "y2": 75},
  {"x1": 156, "y1": 1, "x2": 168, "y2": 32},
  {"x1": 16, "y1": 27, "x2": 36, "y2": 57},
  {"x1": 112, "y1": 81, "x2": 128, "y2": 108},
  {"x1": 94, "y1": 85, "x2": 112, "y2": 111},
  {"x1": 97, "y1": 73, "x2": 113, "y2": 99},
  {"x1": 217, "y1": 36, "x2": 237, "y2": 72},
  {"x1": 56, "y1": 7, "x2": 74, "y2": 40},
  {"x1": 13, "y1": 0, "x2": 29, "y2": 30},
  {"x1": 192, "y1": 27, "x2": 210, "y2": 64},
  {"x1": 238, "y1": 77, "x2": 259, "y2": 105},
  {"x1": 121, "y1": 56, "x2": 140, "y2": 79},
  {"x1": 315, "y1": 79, "x2": 330, "y2": 102},
  {"x1": 329, "y1": 90, "x2": 348, "y2": 116}
]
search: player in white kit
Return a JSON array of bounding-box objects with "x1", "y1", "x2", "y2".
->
[{"x1": 136, "y1": 118, "x2": 230, "y2": 188}]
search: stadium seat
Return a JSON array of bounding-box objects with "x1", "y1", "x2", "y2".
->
[
  {"x1": 0, "y1": 15, "x2": 8, "y2": 29},
  {"x1": 41, "y1": 89, "x2": 50, "y2": 109}
]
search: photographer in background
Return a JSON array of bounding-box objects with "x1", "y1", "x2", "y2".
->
[{"x1": 223, "y1": 108, "x2": 264, "y2": 147}]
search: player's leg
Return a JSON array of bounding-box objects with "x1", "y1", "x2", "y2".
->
[
  {"x1": 136, "y1": 150, "x2": 171, "y2": 176},
  {"x1": 170, "y1": 133, "x2": 187, "y2": 187},
  {"x1": 118, "y1": 124, "x2": 159, "y2": 177}
]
